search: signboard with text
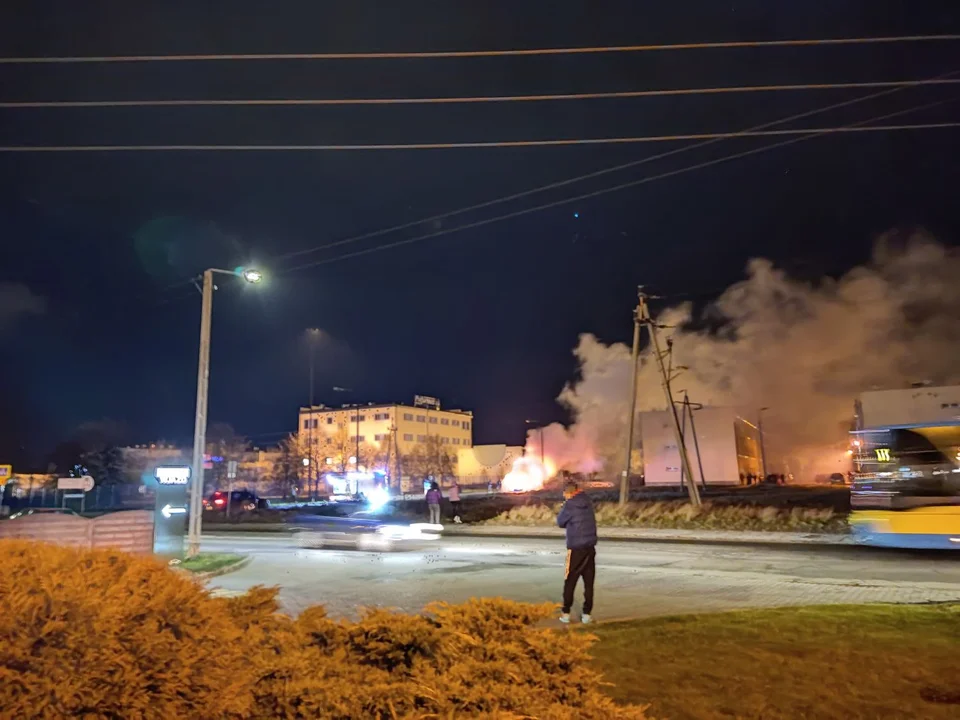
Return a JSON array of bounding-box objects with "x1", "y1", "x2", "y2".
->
[
  {"x1": 58, "y1": 476, "x2": 95, "y2": 492},
  {"x1": 0, "y1": 465, "x2": 11, "y2": 487},
  {"x1": 413, "y1": 395, "x2": 440, "y2": 410},
  {"x1": 153, "y1": 466, "x2": 190, "y2": 559}
]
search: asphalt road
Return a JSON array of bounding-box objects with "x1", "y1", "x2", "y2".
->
[{"x1": 202, "y1": 532, "x2": 960, "y2": 620}]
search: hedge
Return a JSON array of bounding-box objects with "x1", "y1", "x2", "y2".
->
[
  {"x1": 487, "y1": 500, "x2": 848, "y2": 533},
  {"x1": 0, "y1": 540, "x2": 648, "y2": 719}
]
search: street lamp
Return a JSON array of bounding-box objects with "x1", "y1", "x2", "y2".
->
[
  {"x1": 187, "y1": 266, "x2": 263, "y2": 558},
  {"x1": 525, "y1": 419, "x2": 545, "y2": 465}
]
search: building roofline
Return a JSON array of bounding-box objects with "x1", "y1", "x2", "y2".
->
[{"x1": 299, "y1": 402, "x2": 472, "y2": 416}]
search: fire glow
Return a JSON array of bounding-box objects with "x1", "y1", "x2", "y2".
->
[{"x1": 502, "y1": 456, "x2": 555, "y2": 493}]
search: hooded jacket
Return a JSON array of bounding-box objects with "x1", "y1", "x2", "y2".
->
[{"x1": 556, "y1": 491, "x2": 597, "y2": 550}]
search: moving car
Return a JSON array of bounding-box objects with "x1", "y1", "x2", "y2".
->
[{"x1": 291, "y1": 514, "x2": 441, "y2": 552}]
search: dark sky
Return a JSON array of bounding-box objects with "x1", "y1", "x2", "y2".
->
[{"x1": 1, "y1": 1, "x2": 959, "y2": 464}]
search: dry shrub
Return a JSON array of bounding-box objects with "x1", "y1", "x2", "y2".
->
[
  {"x1": 486, "y1": 500, "x2": 847, "y2": 533},
  {"x1": 0, "y1": 540, "x2": 648, "y2": 720}
]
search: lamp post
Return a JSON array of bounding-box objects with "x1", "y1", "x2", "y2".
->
[{"x1": 187, "y1": 266, "x2": 262, "y2": 558}]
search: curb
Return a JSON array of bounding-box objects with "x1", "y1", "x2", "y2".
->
[
  {"x1": 179, "y1": 554, "x2": 253, "y2": 581},
  {"x1": 441, "y1": 525, "x2": 853, "y2": 546}
]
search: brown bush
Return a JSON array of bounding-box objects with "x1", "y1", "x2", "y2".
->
[
  {"x1": 0, "y1": 540, "x2": 648, "y2": 719},
  {"x1": 487, "y1": 500, "x2": 848, "y2": 533}
]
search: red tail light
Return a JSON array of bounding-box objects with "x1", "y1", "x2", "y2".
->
[{"x1": 214, "y1": 498, "x2": 225, "y2": 506}]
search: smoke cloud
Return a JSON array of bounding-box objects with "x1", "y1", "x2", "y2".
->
[{"x1": 533, "y1": 233, "x2": 960, "y2": 479}]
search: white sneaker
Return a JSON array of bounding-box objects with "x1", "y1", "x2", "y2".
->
[
  {"x1": 559, "y1": 613, "x2": 571, "y2": 624},
  {"x1": 581, "y1": 614, "x2": 593, "y2": 624}
]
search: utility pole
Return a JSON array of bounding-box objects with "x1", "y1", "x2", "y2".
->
[
  {"x1": 188, "y1": 270, "x2": 214, "y2": 557},
  {"x1": 620, "y1": 300, "x2": 642, "y2": 506},
  {"x1": 640, "y1": 291, "x2": 702, "y2": 507},
  {"x1": 758, "y1": 407, "x2": 769, "y2": 481},
  {"x1": 307, "y1": 329, "x2": 319, "y2": 499}
]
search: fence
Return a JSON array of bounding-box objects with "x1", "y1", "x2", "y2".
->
[
  {"x1": 0, "y1": 510, "x2": 155, "y2": 554},
  {"x1": 2, "y1": 483, "x2": 155, "y2": 515}
]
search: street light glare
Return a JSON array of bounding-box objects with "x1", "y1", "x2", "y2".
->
[{"x1": 241, "y1": 268, "x2": 263, "y2": 283}]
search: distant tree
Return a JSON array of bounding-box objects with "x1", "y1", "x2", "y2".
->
[
  {"x1": 81, "y1": 446, "x2": 126, "y2": 486},
  {"x1": 320, "y1": 422, "x2": 352, "y2": 473},
  {"x1": 206, "y1": 423, "x2": 248, "y2": 492},
  {"x1": 273, "y1": 434, "x2": 302, "y2": 499},
  {"x1": 404, "y1": 436, "x2": 457, "y2": 484}
]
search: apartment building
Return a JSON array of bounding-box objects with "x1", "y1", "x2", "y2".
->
[{"x1": 298, "y1": 396, "x2": 473, "y2": 463}]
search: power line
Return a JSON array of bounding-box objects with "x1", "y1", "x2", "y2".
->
[
  {"x1": 2, "y1": 34, "x2": 959, "y2": 63},
  {"x1": 3, "y1": 122, "x2": 956, "y2": 153},
  {"x1": 278, "y1": 98, "x2": 952, "y2": 274},
  {"x1": 275, "y1": 75, "x2": 952, "y2": 263},
  {"x1": 5, "y1": 78, "x2": 960, "y2": 108}
]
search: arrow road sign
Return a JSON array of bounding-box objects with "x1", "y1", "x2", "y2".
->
[{"x1": 161, "y1": 504, "x2": 187, "y2": 519}]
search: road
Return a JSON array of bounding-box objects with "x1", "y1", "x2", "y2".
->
[{"x1": 202, "y1": 532, "x2": 960, "y2": 620}]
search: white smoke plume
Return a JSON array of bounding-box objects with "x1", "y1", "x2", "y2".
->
[{"x1": 532, "y1": 233, "x2": 960, "y2": 480}]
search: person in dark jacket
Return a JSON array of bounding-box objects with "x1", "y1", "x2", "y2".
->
[{"x1": 555, "y1": 481, "x2": 597, "y2": 624}]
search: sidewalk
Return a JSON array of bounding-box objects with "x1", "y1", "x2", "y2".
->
[{"x1": 442, "y1": 524, "x2": 853, "y2": 546}]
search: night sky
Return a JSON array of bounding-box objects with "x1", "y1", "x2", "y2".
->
[{"x1": 2, "y1": 2, "x2": 959, "y2": 466}]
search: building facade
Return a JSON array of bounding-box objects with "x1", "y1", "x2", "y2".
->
[
  {"x1": 640, "y1": 407, "x2": 761, "y2": 486},
  {"x1": 298, "y1": 397, "x2": 473, "y2": 470}
]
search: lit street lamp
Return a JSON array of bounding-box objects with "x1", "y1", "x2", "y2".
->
[{"x1": 187, "y1": 266, "x2": 263, "y2": 557}]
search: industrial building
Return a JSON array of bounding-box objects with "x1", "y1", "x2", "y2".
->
[{"x1": 640, "y1": 406, "x2": 763, "y2": 486}]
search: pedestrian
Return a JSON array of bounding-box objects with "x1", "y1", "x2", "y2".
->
[
  {"x1": 556, "y1": 480, "x2": 597, "y2": 624},
  {"x1": 448, "y1": 480, "x2": 462, "y2": 523},
  {"x1": 425, "y1": 481, "x2": 442, "y2": 525}
]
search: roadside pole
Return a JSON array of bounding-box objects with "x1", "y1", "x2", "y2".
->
[
  {"x1": 188, "y1": 269, "x2": 214, "y2": 557},
  {"x1": 620, "y1": 298, "x2": 642, "y2": 506},
  {"x1": 642, "y1": 292, "x2": 702, "y2": 507}
]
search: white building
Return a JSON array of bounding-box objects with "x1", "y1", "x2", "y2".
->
[{"x1": 640, "y1": 407, "x2": 762, "y2": 486}]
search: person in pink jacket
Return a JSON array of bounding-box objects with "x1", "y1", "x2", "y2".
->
[{"x1": 448, "y1": 481, "x2": 462, "y2": 523}]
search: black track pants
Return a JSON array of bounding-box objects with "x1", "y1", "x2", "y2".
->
[{"x1": 562, "y1": 546, "x2": 596, "y2": 614}]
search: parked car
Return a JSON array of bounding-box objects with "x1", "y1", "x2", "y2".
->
[{"x1": 203, "y1": 490, "x2": 263, "y2": 512}]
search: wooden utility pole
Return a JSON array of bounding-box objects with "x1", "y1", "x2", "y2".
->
[
  {"x1": 640, "y1": 292, "x2": 702, "y2": 507},
  {"x1": 619, "y1": 297, "x2": 642, "y2": 506}
]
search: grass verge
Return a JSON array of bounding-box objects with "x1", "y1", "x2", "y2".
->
[
  {"x1": 179, "y1": 552, "x2": 246, "y2": 574},
  {"x1": 588, "y1": 603, "x2": 960, "y2": 719}
]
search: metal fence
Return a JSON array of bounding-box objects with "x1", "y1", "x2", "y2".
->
[{"x1": 2, "y1": 483, "x2": 155, "y2": 515}]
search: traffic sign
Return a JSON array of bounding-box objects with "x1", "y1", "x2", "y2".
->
[
  {"x1": 227, "y1": 460, "x2": 238, "y2": 479},
  {"x1": 0, "y1": 465, "x2": 11, "y2": 487},
  {"x1": 57, "y1": 475, "x2": 95, "y2": 492}
]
